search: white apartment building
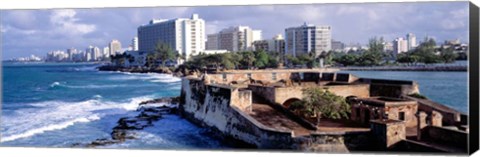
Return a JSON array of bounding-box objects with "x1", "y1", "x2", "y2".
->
[
  {"x1": 285, "y1": 23, "x2": 332, "y2": 57},
  {"x1": 103, "y1": 47, "x2": 110, "y2": 58},
  {"x1": 393, "y1": 38, "x2": 408, "y2": 54},
  {"x1": 406, "y1": 33, "x2": 417, "y2": 51},
  {"x1": 137, "y1": 14, "x2": 205, "y2": 61},
  {"x1": 132, "y1": 37, "x2": 139, "y2": 51},
  {"x1": 109, "y1": 39, "x2": 122, "y2": 56},
  {"x1": 206, "y1": 26, "x2": 262, "y2": 52},
  {"x1": 252, "y1": 34, "x2": 285, "y2": 53}
]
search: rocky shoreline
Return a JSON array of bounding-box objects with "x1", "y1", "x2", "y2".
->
[
  {"x1": 97, "y1": 65, "x2": 200, "y2": 77},
  {"x1": 72, "y1": 97, "x2": 179, "y2": 148}
]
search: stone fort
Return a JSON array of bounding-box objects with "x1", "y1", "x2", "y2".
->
[{"x1": 178, "y1": 69, "x2": 469, "y2": 153}]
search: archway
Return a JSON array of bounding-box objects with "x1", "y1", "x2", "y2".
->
[{"x1": 282, "y1": 98, "x2": 302, "y2": 109}]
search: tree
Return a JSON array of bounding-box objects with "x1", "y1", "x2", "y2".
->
[
  {"x1": 239, "y1": 51, "x2": 256, "y2": 69},
  {"x1": 290, "y1": 87, "x2": 351, "y2": 124},
  {"x1": 333, "y1": 53, "x2": 359, "y2": 66},
  {"x1": 439, "y1": 47, "x2": 458, "y2": 63},
  {"x1": 359, "y1": 37, "x2": 386, "y2": 66},
  {"x1": 153, "y1": 41, "x2": 176, "y2": 67},
  {"x1": 254, "y1": 50, "x2": 269, "y2": 68}
]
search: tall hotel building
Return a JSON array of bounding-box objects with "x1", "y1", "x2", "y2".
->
[
  {"x1": 137, "y1": 14, "x2": 205, "y2": 61},
  {"x1": 393, "y1": 37, "x2": 408, "y2": 54},
  {"x1": 206, "y1": 26, "x2": 262, "y2": 52},
  {"x1": 406, "y1": 33, "x2": 417, "y2": 51},
  {"x1": 285, "y1": 23, "x2": 331, "y2": 57},
  {"x1": 109, "y1": 39, "x2": 122, "y2": 56}
]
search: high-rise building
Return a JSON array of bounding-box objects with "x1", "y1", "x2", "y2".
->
[
  {"x1": 132, "y1": 37, "x2": 139, "y2": 51},
  {"x1": 206, "y1": 34, "x2": 219, "y2": 50},
  {"x1": 67, "y1": 48, "x2": 77, "y2": 61},
  {"x1": 393, "y1": 38, "x2": 408, "y2": 54},
  {"x1": 406, "y1": 33, "x2": 417, "y2": 51},
  {"x1": 109, "y1": 40, "x2": 122, "y2": 56},
  {"x1": 103, "y1": 47, "x2": 110, "y2": 58},
  {"x1": 252, "y1": 34, "x2": 285, "y2": 53},
  {"x1": 285, "y1": 23, "x2": 331, "y2": 57},
  {"x1": 331, "y1": 40, "x2": 345, "y2": 52},
  {"x1": 93, "y1": 46, "x2": 101, "y2": 61},
  {"x1": 138, "y1": 14, "x2": 205, "y2": 61},
  {"x1": 206, "y1": 26, "x2": 262, "y2": 52},
  {"x1": 383, "y1": 42, "x2": 394, "y2": 52}
]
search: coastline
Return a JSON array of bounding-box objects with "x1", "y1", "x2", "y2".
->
[
  {"x1": 96, "y1": 65, "x2": 193, "y2": 77},
  {"x1": 339, "y1": 65, "x2": 467, "y2": 72}
]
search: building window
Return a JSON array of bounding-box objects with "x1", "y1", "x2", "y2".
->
[
  {"x1": 272, "y1": 73, "x2": 277, "y2": 80},
  {"x1": 399, "y1": 112, "x2": 405, "y2": 121}
]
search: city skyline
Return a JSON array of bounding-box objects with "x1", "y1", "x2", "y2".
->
[{"x1": 1, "y1": 2, "x2": 469, "y2": 59}]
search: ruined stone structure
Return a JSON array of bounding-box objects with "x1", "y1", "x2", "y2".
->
[
  {"x1": 349, "y1": 97, "x2": 418, "y2": 127},
  {"x1": 179, "y1": 69, "x2": 469, "y2": 153}
]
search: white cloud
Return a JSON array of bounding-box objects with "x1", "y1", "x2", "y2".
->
[
  {"x1": 49, "y1": 9, "x2": 96, "y2": 35},
  {"x1": 336, "y1": 6, "x2": 364, "y2": 15},
  {"x1": 1, "y1": 25, "x2": 7, "y2": 33},
  {"x1": 441, "y1": 19, "x2": 465, "y2": 30}
]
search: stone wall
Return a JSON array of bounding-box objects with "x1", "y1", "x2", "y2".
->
[
  {"x1": 249, "y1": 84, "x2": 369, "y2": 106},
  {"x1": 425, "y1": 126, "x2": 468, "y2": 151},
  {"x1": 180, "y1": 77, "x2": 373, "y2": 151},
  {"x1": 324, "y1": 84, "x2": 370, "y2": 98},
  {"x1": 405, "y1": 96, "x2": 462, "y2": 126},
  {"x1": 247, "y1": 84, "x2": 278, "y2": 103},
  {"x1": 385, "y1": 103, "x2": 418, "y2": 127},
  {"x1": 233, "y1": 89, "x2": 253, "y2": 112},
  {"x1": 370, "y1": 120, "x2": 406, "y2": 149},
  {"x1": 361, "y1": 78, "x2": 419, "y2": 98}
]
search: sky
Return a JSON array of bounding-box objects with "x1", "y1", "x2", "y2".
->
[{"x1": 0, "y1": 1, "x2": 470, "y2": 59}]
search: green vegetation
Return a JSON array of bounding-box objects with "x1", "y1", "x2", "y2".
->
[
  {"x1": 408, "y1": 93, "x2": 428, "y2": 99},
  {"x1": 289, "y1": 87, "x2": 351, "y2": 123},
  {"x1": 183, "y1": 50, "x2": 283, "y2": 71},
  {"x1": 110, "y1": 53, "x2": 133, "y2": 66},
  {"x1": 153, "y1": 41, "x2": 177, "y2": 67},
  {"x1": 332, "y1": 37, "x2": 460, "y2": 66},
  {"x1": 397, "y1": 38, "x2": 457, "y2": 64},
  {"x1": 332, "y1": 37, "x2": 387, "y2": 66}
]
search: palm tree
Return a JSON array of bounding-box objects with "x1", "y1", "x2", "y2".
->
[{"x1": 153, "y1": 41, "x2": 176, "y2": 67}]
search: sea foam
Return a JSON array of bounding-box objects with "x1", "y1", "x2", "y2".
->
[{"x1": 1, "y1": 96, "x2": 153, "y2": 143}]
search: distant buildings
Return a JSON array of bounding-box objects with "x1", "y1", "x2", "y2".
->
[
  {"x1": 109, "y1": 40, "x2": 122, "y2": 56},
  {"x1": 406, "y1": 33, "x2": 417, "y2": 51},
  {"x1": 331, "y1": 40, "x2": 345, "y2": 52},
  {"x1": 137, "y1": 14, "x2": 205, "y2": 61},
  {"x1": 393, "y1": 38, "x2": 408, "y2": 54},
  {"x1": 285, "y1": 23, "x2": 331, "y2": 57},
  {"x1": 103, "y1": 47, "x2": 110, "y2": 58},
  {"x1": 132, "y1": 37, "x2": 139, "y2": 51},
  {"x1": 206, "y1": 26, "x2": 262, "y2": 52},
  {"x1": 46, "y1": 50, "x2": 69, "y2": 62},
  {"x1": 252, "y1": 34, "x2": 285, "y2": 53},
  {"x1": 383, "y1": 41, "x2": 394, "y2": 52},
  {"x1": 11, "y1": 55, "x2": 42, "y2": 62}
]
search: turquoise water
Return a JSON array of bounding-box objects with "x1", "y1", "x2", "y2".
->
[
  {"x1": 341, "y1": 70, "x2": 468, "y2": 113},
  {"x1": 1, "y1": 63, "x2": 226, "y2": 148}
]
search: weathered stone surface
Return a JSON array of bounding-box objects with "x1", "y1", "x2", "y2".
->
[{"x1": 79, "y1": 97, "x2": 178, "y2": 148}]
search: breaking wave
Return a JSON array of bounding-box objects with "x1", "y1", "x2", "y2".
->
[{"x1": 1, "y1": 96, "x2": 153, "y2": 143}]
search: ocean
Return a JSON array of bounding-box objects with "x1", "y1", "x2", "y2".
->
[
  {"x1": 340, "y1": 70, "x2": 468, "y2": 113},
  {"x1": 1, "y1": 63, "x2": 227, "y2": 149},
  {"x1": 0, "y1": 63, "x2": 469, "y2": 148}
]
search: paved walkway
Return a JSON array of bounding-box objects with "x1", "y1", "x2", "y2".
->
[{"x1": 248, "y1": 96, "x2": 312, "y2": 136}]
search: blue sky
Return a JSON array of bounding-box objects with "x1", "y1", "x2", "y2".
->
[{"x1": 0, "y1": 1, "x2": 469, "y2": 59}]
